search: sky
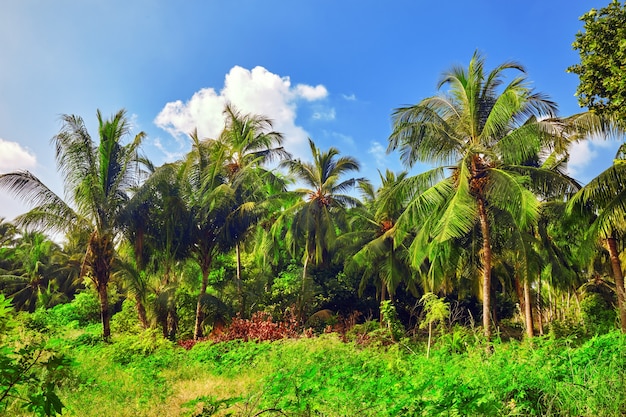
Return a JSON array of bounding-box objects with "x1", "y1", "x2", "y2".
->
[{"x1": 0, "y1": 0, "x2": 619, "y2": 222}]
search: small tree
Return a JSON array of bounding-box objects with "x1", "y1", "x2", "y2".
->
[{"x1": 419, "y1": 292, "x2": 449, "y2": 358}]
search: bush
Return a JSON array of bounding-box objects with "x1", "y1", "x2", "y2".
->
[
  {"x1": 107, "y1": 328, "x2": 175, "y2": 366},
  {"x1": 110, "y1": 299, "x2": 142, "y2": 334},
  {"x1": 580, "y1": 292, "x2": 617, "y2": 335}
]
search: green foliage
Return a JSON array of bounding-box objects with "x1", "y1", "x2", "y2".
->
[
  {"x1": 66, "y1": 291, "x2": 103, "y2": 325},
  {"x1": 107, "y1": 328, "x2": 175, "y2": 366},
  {"x1": 189, "y1": 339, "x2": 274, "y2": 376},
  {"x1": 569, "y1": 0, "x2": 626, "y2": 118},
  {"x1": 580, "y1": 292, "x2": 617, "y2": 335},
  {"x1": 111, "y1": 298, "x2": 142, "y2": 334},
  {"x1": 0, "y1": 295, "x2": 71, "y2": 416},
  {"x1": 182, "y1": 395, "x2": 241, "y2": 417},
  {"x1": 25, "y1": 291, "x2": 107, "y2": 334},
  {"x1": 419, "y1": 293, "x2": 450, "y2": 331},
  {"x1": 380, "y1": 300, "x2": 405, "y2": 341}
]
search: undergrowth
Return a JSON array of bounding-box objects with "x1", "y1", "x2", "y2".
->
[{"x1": 15, "y1": 317, "x2": 626, "y2": 417}]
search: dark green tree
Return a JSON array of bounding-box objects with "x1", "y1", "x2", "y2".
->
[{"x1": 569, "y1": 1, "x2": 626, "y2": 119}]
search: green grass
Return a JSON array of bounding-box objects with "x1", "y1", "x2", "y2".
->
[{"x1": 10, "y1": 328, "x2": 626, "y2": 417}]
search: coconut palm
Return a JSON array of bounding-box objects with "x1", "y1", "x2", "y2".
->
[
  {"x1": 568, "y1": 143, "x2": 626, "y2": 332},
  {"x1": 342, "y1": 170, "x2": 415, "y2": 303},
  {"x1": 0, "y1": 109, "x2": 145, "y2": 338},
  {"x1": 387, "y1": 52, "x2": 575, "y2": 339},
  {"x1": 218, "y1": 104, "x2": 290, "y2": 314},
  {"x1": 180, "y1": 132, "x2": 235, "y2": 339},
  {"x1": 0, "y1": 231, "x2": 65, "y2": 312},
  {"x1": 275, "y1": 138, "x2": 364, "y2": 313}
]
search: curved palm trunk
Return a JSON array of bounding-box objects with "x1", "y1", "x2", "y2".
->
[
  {"x1": 298, "y1": 254, "x2": 310, "y2": 321},
  {"x1": 607, "y1": 236, "x2": 626, "y2": 333},
  {"x1": 478, "y1": 198, "x2": 493, "y2": 340}
]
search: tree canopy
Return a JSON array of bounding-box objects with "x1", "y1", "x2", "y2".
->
[{"x1": 569, "y1": 0, "x2": 626, "y2": 119}]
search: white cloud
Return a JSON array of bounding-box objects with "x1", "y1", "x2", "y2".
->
[
  {"x1": 295, "y1": 84, "x2": 328, "y2": 101},
  {"x1": 368, "y1": 141, "x2": 387, "y2": 166},
  {"x1": 154, "y1": 66, "x2": 328, "y2": 160},
  {"x1": 567, "y1": 140, "x2": 596, "y2": 177},
  {"x1": 312, "y1": 108, "x2": 336, "y2": 121},
  {"x1": 0, "y1": 138, "x2": 37, "y2": 173},
  {"x1": 342, "y1": 93, "x2": 357, "y2": 101}
]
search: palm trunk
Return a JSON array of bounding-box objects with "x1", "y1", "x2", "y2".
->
[
  {"x1": 379, "y1": 285, "x2": 387, "y2": 324},
  {"x1": 298, "y1": 254, "x2": 310, "y2": 321},
  {"x1": 523, "y1": 279, "x2": 534, "y2": 338},
  {"x1": 514, "y1": 275, "x2": 524, "y2": 316},
  {"x1": 135, "y1": 295, "x2": 149, "y2": 329},
  {"x1": 537, "y1": 273, "x2": 544, "y2": 336},
  {"x1": 97, "y1": 280, "x2": 111, "y2": 340},
  {"x1": 607, "y1": 236, "x2": 626, "y2": 333},
  {"x1": 478, "y1": 198, "x2": 493, "y2": 340},
  {"x1": 236, "y1": 243, "x2": 244, "y2": 316},
  {"x1": 427, "y1": 321, "x2": 432, "y2": 359},
  {"x1": 194, "y1": 258, "x2": 211, "y2": 340}
]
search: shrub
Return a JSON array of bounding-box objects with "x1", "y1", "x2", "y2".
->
[
  {"x1": 580, "y1": 292, "x2": 616, "y2": 335},
  {"x1": 110, "y1": 299, "x2": 142, "y2": 334}
]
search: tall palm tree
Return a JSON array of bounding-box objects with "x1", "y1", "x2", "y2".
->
[
  {"x1": 276, "y1": 138, "x2": 364, "y2": 313},
  {"x1": 387, "y1": 52, "x2": 572, "y2": 339},
  {"x1": 120, "y1": 161, "x2": 194, "y2": 336},
  {"x1": 0, "y1": 109, "x2": 145, "y2": 339},
  {"x1": 218, "y1": 104, "x2": 290, "y2": 314},
  {"x1": 181, "y1": 132, "x2": 234, "y2": 339},
  {"x1": 568, "y1": 143, "x2": 626, "y2": 332}
]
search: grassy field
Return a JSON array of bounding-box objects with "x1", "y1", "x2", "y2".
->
[{"x1": 8, "y1": 325, "x2": 623, "y2": 417}]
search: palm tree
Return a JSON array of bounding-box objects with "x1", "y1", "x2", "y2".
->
[
  {"x1": 387, "y1": 52, "x2": 571, "y2": 339},
  {"x1": 180, "y1": 132, "x2": 234, "y2": 339},
  {"x1": 568, "y1": 143, "x2": 626, "y2": 332},
  {"x1": 342, "y1": 170, "x2": 415, "y2": 304},
  {"x1": 0, "y1": 109, "x2": 145, "y2": 339},
  {"x1": 0, "y1": 231, "x2": 64, "y2": 312},
  {"x1": 120, "y1": 161, "x2": 194, "y2": 336},
  {"x1": 218, "y1": 104, "x2": 290, "y2": 314},
  {"x1": 276, "y1": 138, "x2": 364, "y2": 314}
]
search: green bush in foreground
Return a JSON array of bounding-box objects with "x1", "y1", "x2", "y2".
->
[{"x1": 0, "y1": 294, "x2": 72, "y2": 416}]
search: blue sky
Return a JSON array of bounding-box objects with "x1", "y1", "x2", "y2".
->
[{"x1": 0, "y1": 0, "x2": 618, "y2": 221}]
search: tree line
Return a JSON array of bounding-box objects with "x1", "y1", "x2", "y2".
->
[{"x1": 1, "y1": 2, "x2": 626, "y2": 343}]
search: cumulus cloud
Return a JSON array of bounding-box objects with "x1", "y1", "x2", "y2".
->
[
  {"x1": 567, "y1": 137, "x2": 618, "y2": 179},
  {"x1": 0, "y1": 138, "x2": 36, "y2": 173},
  {"x1": 368, "y1": 141, "x2": 387, "y2": 166},
  {"x1": 567, "y1": 140, "x2": 596, "y2": 176},
  {"x1": 154, "y1": 66, "x2": 329, "y2": 160}
]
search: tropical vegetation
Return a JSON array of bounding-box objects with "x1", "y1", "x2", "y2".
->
[{"x1": 1, "y1": 2, "x2": 626, "y2": 415}]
